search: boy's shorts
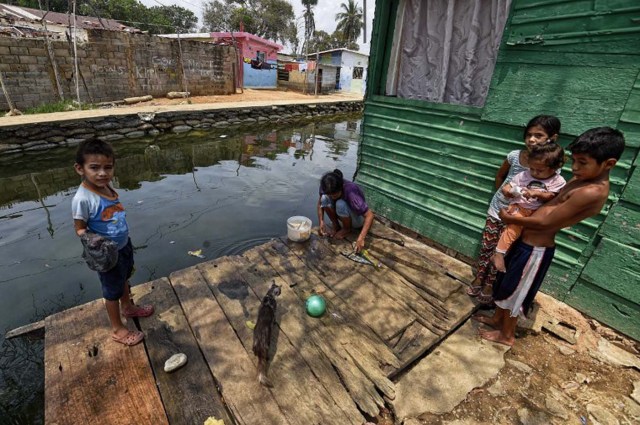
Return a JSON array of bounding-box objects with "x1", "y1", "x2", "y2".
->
[
  {"x1": 98, "y1": 238, "x2": 134, "y2": 301},
  {"x1": 320, "y1": 194, "x2": 365, "y2": 228},
  {"x1": 493, "y1": 240, "x2": 555, "y2": 317}
]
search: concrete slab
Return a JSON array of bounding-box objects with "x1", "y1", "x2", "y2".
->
[{"x1": 391, "y1": 320, "x2": 510, "y2": 421}]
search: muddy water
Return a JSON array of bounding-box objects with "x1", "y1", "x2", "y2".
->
[{"x1": 0, "y1": 116, "x2": 362, "y2": 423}]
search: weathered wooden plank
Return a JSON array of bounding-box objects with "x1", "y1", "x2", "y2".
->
[
  {"x1": 370, "y1": 221, "x2": 474, "y2": 284},
  {"x1": 197, "y1": 258, "x2": 352, "y2": 425},
  {"x1": 367, "y1": 238, "x2": 461, "y2": 302},
  {"x1": 130, "y1": 279, "x2": 233, "y2": 425},
  {"x1": 260, "y1": 238, "x2": 400, "y2": 367},
  {"x1": 168, "y1": 266, "x2": 290, "y2": 425},
  {"x1": 44, "y1": 300, "x2": 168, "y2": 425},
  {"x1": 281, "y1": 233, "x2": 360, "y2": 286},
  {"x1": 311, "y1": 326, "x2": 386, "y2": 417},
  {"x1": 238, "y1": 249, "x2": 365, "y2": 425},
  {"x1": 390, "y1": 321, "x2": 439, "y2": 378},
  {"x1": 344, "y1": 342, "x2": 395, "y2": 400},
  {"x1": 284, "y1": 233, "x2": 416, "y2": 341},
  {"x1": 332, "y1": 272, "x2": 415, "y2": 341},
  {"x1": 257, "y1": 239, "x2": 401, "y2": 413},
  {"x1": 5, "y1": 319, "x2": 44, "y2": 339},
  {"x1": 322, "y1": 235, "x2": 450, "y2": 324}
]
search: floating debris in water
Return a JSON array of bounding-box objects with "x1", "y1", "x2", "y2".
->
[
  {"x1": 188, "y1": 249, "x2": 205, "y2": 259},
  {"x1": 169, "y1": 241, "x2": 176, "y2": 244},
  {"x1": 245, "y1": 320, "x2": 256, "y2": 330}
]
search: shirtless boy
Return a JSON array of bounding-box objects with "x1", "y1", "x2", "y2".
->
[{"x1": 474, "y1": 127, "x2": 625, "y2": 346}]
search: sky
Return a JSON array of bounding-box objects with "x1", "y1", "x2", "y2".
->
[{"x1": 139, "y1": 0, "x2": 376, "y2": 54}]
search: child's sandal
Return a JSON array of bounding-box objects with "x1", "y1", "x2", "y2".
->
[
  {"x1": 466, "y1": 285, "x2": 483, "y2": 297},
  {"x1": 477, "y1": 292, "x2": 494, "y2": 305},
  {"x1": 122, "y1": 304, "x2": 154, "y2": 318}
]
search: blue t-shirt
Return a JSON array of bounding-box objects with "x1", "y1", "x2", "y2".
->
[{"x1": 71, "y1": 183, "x2": 129, "y2": 249}]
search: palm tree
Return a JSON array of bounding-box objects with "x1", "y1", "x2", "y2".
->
[
  {"x1": 336, "y1": 0, "x2": 363, "y2": 45},
  {"x1": 301, "y1": 0, "x2": 318, "y2": 54}
]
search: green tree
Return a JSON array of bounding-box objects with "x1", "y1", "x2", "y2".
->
[
  {"x1": 149, "y1": 5, "x2": 198, "y2": 33},
  {"x1": 9, "y1": 0, "x2": 69, "y2": 12},
  {"x1": 300, "y1": 0, "x2": 317, "y2": 54},
  {"x1": 201, "y1": 0, "x2": 295, "y2": 45},
  {"x1": 335, "y1": 0, "x2": 363, "y2": 44},
  {"x1": 307, "y1": 30, "x2": 358, "y2": 54}
]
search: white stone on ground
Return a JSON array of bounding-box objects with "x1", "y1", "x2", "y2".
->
[{"x1": 164, "y1": 353, "x2": 187, "y2": 373}]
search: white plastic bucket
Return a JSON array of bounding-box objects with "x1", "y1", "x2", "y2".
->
[{"x1": 287, "y1": 216, "x2": 312, "y2": 242}]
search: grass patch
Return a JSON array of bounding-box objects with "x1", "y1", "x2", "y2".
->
[{"x1": 24, "y1": 100, "x2": 95, "y2": 115}]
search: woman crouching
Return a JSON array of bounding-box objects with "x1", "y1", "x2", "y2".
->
[{"x1": 317, "y1": 169, "x2": 374, "y2": 252}]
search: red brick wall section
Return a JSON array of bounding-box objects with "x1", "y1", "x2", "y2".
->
[{"x1": 0, "y1": 29, "x2": 235, "y2": 111}]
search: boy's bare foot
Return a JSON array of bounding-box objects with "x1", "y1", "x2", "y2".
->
[
  {"x1": 472, "y1": 314, "x2": 500, "y2": 329},
  {"x1": 491, "y1": 253, "x2": 507, "y2": 273},
  {"x1": 479, "y1": 328, "x2": 514, "y2": 347}
]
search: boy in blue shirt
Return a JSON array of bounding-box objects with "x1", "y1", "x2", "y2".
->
[{"x1": 72, "y1": 140, "x2": 153, "y2": 346}]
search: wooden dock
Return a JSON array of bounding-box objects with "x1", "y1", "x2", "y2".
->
[{"x1": 44, "y1": 222, "x2": 476, "y2": 425}]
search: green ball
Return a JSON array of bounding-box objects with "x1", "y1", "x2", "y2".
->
[{"x1": 305, "y1": 295, "x2": 326, "y2": 317}]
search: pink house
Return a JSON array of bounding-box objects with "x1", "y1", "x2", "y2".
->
[{"x1": 210, "y1": 32, "x2": 283, "y2": 89}]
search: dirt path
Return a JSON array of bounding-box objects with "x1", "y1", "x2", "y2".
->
[
  {"x1": 0, "y1": 89, "x2": 363, "y2": 127},
  {"x1": 400, "y1": 293, "x2": 640, "y2": 425}
]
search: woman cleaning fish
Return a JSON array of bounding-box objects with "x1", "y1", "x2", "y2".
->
[{"x1": 317, "y1": 169, "x2": 375, "y2": 253}]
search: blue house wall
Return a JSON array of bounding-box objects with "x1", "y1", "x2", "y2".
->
[{"x1": 243, "y1": 60, "x2": 277, "y2": 88}]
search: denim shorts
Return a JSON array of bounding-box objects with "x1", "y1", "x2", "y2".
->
[
  {"x1": 320, "y1": 194, "x2": 365, "y2": 228},
  {"x1": 98, "y1": 238, "x2": 134, "y2": 301}
]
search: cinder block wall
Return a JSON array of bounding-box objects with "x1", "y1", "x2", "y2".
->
[{"x1": 0, "y1": 30, "x2": 235, "y2": 110}]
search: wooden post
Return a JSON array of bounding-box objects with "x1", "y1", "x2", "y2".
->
[
  {"x1": 230, "y1": 30, "x2": 243, "y2": 93},
  {"x1": 314, "y1": 52, "x2": 319, "y2": 97},
  {"x1": 71, "y1": 0, "x2": 81, "y2": 106},
  {"x1": 0, "y1": 71, "x2": 20, "y2": 114},
  {"x1": 37, "y1": 1, "x2": 64, "y2": 100},
  {"x1": 176, "y1": 30, "x2": 189, "y2": 100}
]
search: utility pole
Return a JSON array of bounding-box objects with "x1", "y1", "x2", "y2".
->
[{"x1": 363, "y1": 0, "x2": 367, "y2": 44}]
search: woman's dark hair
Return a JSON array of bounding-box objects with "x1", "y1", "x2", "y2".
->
[
  {"x1": 320, "y1": 169, "x2": 344, "y2": 194},
  {"x1": 524, "y1": 115, "x2": 561, "y2": 140},
  {"x1": 529, "y1": 142, "x2": 565, "y2": 170},
  {"x1": 75, "y1": 139, "x2": 115, "y2": 165}
]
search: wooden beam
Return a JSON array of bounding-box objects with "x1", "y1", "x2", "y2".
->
[
  {"x1": 44, "y1": 299, "x2": 168, "y2": 425},
  {"x1": 130, "y1": 279, "x2": 233, "y2": 425},
  {"x1": 5, "y1": 320, "x2": 44, "y2": 340}
]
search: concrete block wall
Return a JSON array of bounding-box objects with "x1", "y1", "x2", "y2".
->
[{"x1": 0, "y1": 30, "x2": 235, "y2": 111}]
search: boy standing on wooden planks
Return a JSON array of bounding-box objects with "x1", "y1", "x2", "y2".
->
[
  {"x1": 72, "y1": 140, "x2": 154, "y2": 346},
  {"x1": 474, "y1": 127, "x2": 625, "y2": 346}
]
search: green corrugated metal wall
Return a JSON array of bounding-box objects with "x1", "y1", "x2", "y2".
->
[{"x1": 358, "y1": 0, "x2": 640, "y2": 338}]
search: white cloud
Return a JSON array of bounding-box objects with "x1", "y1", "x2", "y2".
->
[{"x1": 140, "y1": 0, "x2": 375, "y2": 54}]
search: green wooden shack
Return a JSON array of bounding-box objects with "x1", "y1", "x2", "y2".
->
[{"x1": 358, "y1": 0, "x2": 640, "y2": 339}]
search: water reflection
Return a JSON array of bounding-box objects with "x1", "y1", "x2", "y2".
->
[
  {"x1": 0, "y1": 118, "x2": 361, "y2": 208},
  {"x1": 0, "y1": 115, "x2": 362, "y2": 423}
]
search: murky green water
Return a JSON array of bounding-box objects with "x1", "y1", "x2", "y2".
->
[{"x1": 0, "y1": 115, "x2": 362, "y2": 423}]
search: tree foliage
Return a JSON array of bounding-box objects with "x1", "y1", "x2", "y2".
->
[
  {"x1": 202, "y1": 0, "x2": 296, "y2": 46},
  {"x1": 335, "y1": 0, "x2": 363, "y2": 44},
  {"x1": 7, "y1": 0, "x2": 198, "y2": 34},
  {"x1": 307, "y1": 30, "x2": 358, "y2": 54}
]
